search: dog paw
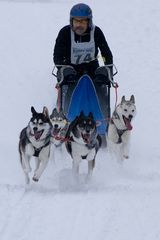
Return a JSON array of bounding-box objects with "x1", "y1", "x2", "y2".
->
[
  {"x1": 123, "y1": 155, "x2": 129, "y2": 159},
  {"x1": 32, "y1": 176, "x2": 39, "y2": 182}
]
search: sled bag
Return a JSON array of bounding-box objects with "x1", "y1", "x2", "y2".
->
[{"x1": 67, "y1": 75, "x2": 107, "y2": 134}]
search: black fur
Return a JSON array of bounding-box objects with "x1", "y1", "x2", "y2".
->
[{"x1": 65, "y1": 111, "x2": 101, "y2": 158}]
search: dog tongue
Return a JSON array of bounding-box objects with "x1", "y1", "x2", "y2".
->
[
  {"x1": 82, "y1": 133, "x2": 90, "y2": 143},
  {"x1": 124, "y1": 117, "x2": 133, "y2": 130},
  {"x1": 34, "y1": 131, "x2": 42, "y2": 140},
  {"x1": 52, "y1": 128, "x2": 60, "y2": 136}
]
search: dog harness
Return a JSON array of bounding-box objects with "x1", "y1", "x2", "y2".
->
[
  {"x1": 114, "y1": 127, "x2": 127, "y2": 144},
  {"x1": 33, "y1": 136, "x2": 50, "y2": 157},
  {"x1": 70, "y1": 26, "x2": 95, "y2": 64},
  {"x1": 111, "y1": 111, "x2": 127, "y2": 144},
  {"x1": 27, "y1": 132, "x2": 51, "y2": 157}
]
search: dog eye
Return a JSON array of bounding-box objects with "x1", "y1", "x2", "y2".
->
[
  {"x1": 39, "y1": 122, "x2": 43, "y2": 125},
  {"x1": 124, "y1": 109, "x2": 127, "y2": 112},
  {"x1": 132, "y1": 109, "x2": 135, "y2": 112}
]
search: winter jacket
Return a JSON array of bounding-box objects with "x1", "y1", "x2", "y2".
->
[{"x1": 53, "y1": 25, "x2": 113, "y2": 79}]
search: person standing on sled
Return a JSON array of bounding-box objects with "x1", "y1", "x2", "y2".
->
[{"x1": 53, "y1": 3, "x2": 113, "y2": 116}]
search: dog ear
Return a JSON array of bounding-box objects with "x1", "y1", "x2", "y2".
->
[
  {"x1": 88, "y1": 112, "x2": 94, "y2": 119},
  {"x1": 130, "y1": 95, "x2": 135, "y2": 104},
  {"x1": 59, "y1": 109, "x2": 64, "y2": 115},
  {"x1": 121, "y1": 96, "x2": 126, "y2": 103},
  {"x1": 31, "y1": 106, "x2": 37, "y2": 115},
  {"x1": 79, "y1": 111, "x2": 84, "y2": 117},
  {"x1": 51, "y1": 108, "x2": 57, "y2": 115},
  {"x1": 65, "y1": 116, "x2": 78, "y2": 137},
  {"x1": 59, "y1": 110, "x2": 67, "y2": 120},
  {"x1": 43, "y1": 106, "x2": 49, "y2": 118}
]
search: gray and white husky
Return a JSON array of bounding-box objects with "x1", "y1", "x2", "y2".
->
[
  {"x1": 19, "y1": 106, "x2": 52, "y2": 184},
  {"x1": 50, "y1": 108, "x2": 69, "y2": 147},
  {"x1": 65, "y1": 111, "x2": 101, "y2": 180},
  {"x1": 107, "y1": 95, "x2": 136, "y2": 160}
]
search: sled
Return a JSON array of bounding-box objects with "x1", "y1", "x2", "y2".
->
[
  {"x1": 67, "y1": 74, "x2": 107, "y2": 135},
  {"x1": 53, "y1": 64, "x2": 118, "y2": 136}
]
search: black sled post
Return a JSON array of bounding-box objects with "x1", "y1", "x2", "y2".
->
[{"x1": 52, "y1": 65, "x2": 77, "y2": 113}]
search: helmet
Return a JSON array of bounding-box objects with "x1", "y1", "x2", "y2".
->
[{"x1": 70, "y1": 3, "x2": 93, "y2": 28}]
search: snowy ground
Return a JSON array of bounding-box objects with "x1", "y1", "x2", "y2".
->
[{"x1": 0, "y1": 0, "x2": 160, "y2": 239}]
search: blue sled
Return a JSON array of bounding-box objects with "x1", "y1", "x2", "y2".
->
[{"x1": 67, "y1": 75, "x2": 107, "y2": 135}]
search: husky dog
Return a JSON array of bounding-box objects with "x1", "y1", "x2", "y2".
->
[
  {"x1": 107, "y1": 95, "x2": 136, "y2": 160},
  {"x1": 65, "y1": 111, "x2": 101, "y2": 180},
  {"x1": 50, "y1": 108, "x2": 69, "y2": 147},
  {"x1": 19, "y1": 106, "x2": 52, "y2": 184}
]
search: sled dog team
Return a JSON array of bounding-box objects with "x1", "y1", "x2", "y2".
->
[{"x1": 19, "y1": 95, "x2": 136, "y2": 184}]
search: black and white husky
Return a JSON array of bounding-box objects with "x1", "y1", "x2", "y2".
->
[
  {"x1": 107, "y1": 95, "x2": 136, "y2": 160},
  {"x1": 19, "y1": 106, "x2": 52, "y2": 184},
  {"x1": 50, "y1": 108, "x2": 69, "y2": 147},
  {"x1": 65, "y1": 111, "x2": 101, "y2": 180}
]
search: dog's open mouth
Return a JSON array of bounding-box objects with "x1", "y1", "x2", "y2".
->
[
  {"x1": 34, "y1": 130, "x2": 44, "y2": 140},
  {"x1": 123, "y1": 116, "x2": 133, "y2": 130},
  {"x1": 52, "y1": 128, "x2": 61, "y2": 137},
  {"x1": 81, "y1": 133, "x2": 91, "y2": 143}
]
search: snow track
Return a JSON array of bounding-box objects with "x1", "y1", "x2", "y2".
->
[
  {"x1": 1, "y1": 179, "x2": 160, "y2": 240},
  {"x1": 0, "y1": 0, "x2": 160, "y2": 239}
]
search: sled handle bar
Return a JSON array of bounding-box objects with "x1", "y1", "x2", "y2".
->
[
  {"x1": 52, "y1": 65, "x2": 74, "y2": 78},
  {"x1": 52, "y1": 64, "x2": 118, "y2": 76},
  {"x1": 52, "y1": 64, "x2": 118, "y2": 77},
  {"x1": 52, "y1": 64, "x2": 118, "y2": 88},
  {"x1": 103, "y1": 64, "x2": 118, "y2": 88},
  {"x1": 104, "y1": 64, "x2": 118, "y2": 76}
]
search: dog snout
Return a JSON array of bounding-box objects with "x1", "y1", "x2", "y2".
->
[
  {"x1": 33, "y1": 127, "x2": 38, "y2": 132},
  {"x1": 54, "y1": 124, "x2": 58, "y2": 128},
  {"x1": 85, "y1": 127, "x2": 91, "y2": 133},
  {"x1": 128, "y1": 115, "x2": 133, "y2": 120}
]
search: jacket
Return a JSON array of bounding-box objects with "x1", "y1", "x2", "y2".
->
[{"x1": 53, "y1": 25, "x2": 113, "y2": 79}]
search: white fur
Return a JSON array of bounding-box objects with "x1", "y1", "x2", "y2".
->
[
  {"x1": 50, "y1": 112, "x2": 68, "y2": 147},
  {"x1": 107, "y1": 95, "x2": 136, "y2": 161},
  {"x1": 19, "y1": 106, "x2": 52, "y2": 184},
  {"x1": 70, "y1": 135, "x2": 96, "y2": 181},
  {"x1": 20, "y1": 141, "x2": 51, "y2": 184}
]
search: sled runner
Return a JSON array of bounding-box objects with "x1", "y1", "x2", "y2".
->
[{"x1": 53, "y1": 64, "x2": 118, "y2": 136}]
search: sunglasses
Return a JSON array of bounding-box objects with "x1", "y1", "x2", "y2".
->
[{"x1": 72, "y1": 18, "x2": 88, "y2": 24}]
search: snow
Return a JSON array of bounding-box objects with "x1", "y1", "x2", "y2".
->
[{"x1": 0, "y1": 0, "x2": 160, "y2": 239}]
